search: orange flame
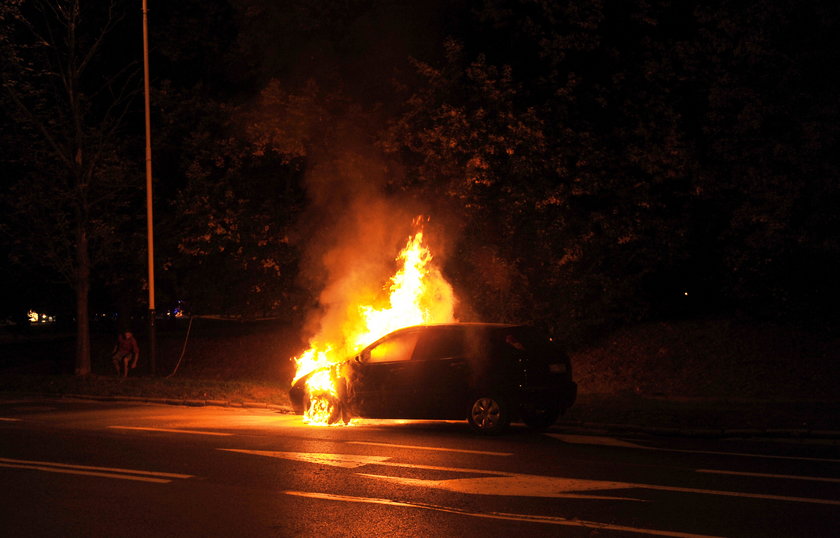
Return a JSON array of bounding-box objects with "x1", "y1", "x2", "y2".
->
[{"x1": 292, "y1": 219, "x2": 456, "y2": 425}]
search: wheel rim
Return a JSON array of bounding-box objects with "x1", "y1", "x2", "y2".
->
[
  {"x1": 471, "y1": 397, "x2": 501, "y2": 429},
  {"x1": 305, "y1": 392, "x2": 341, "y2": 425}
]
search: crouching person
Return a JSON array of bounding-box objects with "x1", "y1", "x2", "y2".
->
[{"x1": 112, "y1": 330, "x2": 139, "y2": 377}]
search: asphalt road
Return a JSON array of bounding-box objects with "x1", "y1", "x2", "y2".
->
[{"x1": 1, "y1": 398, "x2": 838, "y2": 537}]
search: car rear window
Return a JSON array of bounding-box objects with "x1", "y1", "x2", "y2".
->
[{"x1": 496, "y1": 326, "x2": 557, "y2": 354}]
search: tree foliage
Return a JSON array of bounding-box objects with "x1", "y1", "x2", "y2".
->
[
  {"x1": 0, "y1": 0, "x2": 143, "y2": 373},
  {"x1": 3, "y1": 0, "x2": 837, "y2": 359},
  {"x1": 383, "y1": 0, "x2": 840, "y2": 337}
]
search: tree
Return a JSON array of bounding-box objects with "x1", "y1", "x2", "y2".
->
[
  {"x1": 385, "y1": 0, "x2": 840, "y2": 335},
  {"x1": 160, "y1": 90, "x2": 307, "y2": 318},
  {"x1": 0, "y1": 0, "x2": 142, "y2": 374},
  {"x1": 690, "y1": 0, "x2": 840, "y2": 319}
]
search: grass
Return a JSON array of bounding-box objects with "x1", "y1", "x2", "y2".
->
[
  {"x1": 3, "y1": 316, "x2": 839, "y2": 432},
  {"x1": 0, "y1": 318, "x2": 302, "y2": 407},
  {"x1": 0, "y1": 372, "x2": 293, "y2": 407}
]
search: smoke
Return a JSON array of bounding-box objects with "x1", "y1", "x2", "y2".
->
[
  {"x1": 234, "y1": 0, "x2": 469, "y2": 349},
  {"x1": 288, "y1": 105, "x2": 434, "y2": 351}
]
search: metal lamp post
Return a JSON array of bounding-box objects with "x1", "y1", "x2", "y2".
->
[{"x1": 142, "y1": 0, "x2": 156, "y2": 375}]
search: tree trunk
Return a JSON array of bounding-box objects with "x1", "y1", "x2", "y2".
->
[{"x1": 75, "y1": 225, "x2": 91, "y2": 376}]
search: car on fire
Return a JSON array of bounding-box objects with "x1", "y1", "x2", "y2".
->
[{"x1": 289, "y1": 323, "x2": 577, "y2": 434}]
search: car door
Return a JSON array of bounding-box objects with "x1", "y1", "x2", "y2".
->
[
  {"x1": 406, "y1": 327, "x2": 470, "y2": 418},
  {"x1": 351, "y1": 330, "x2": 420, "y2": 418}
]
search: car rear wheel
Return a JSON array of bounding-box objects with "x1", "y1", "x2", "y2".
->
[{"x1": 467, "y1": 395, "x2": 511, "y2": 434}]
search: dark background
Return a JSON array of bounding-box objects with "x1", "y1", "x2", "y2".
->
[{"x1": 2, "y1": 0, "x2": 838, "y2": 359}]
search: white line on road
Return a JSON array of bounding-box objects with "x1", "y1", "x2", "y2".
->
[
  {"x1": 221, "y1": 449, "x2": 391, "y2": 469},
  {"x1": 347, "y1": 441, "x2": 511, "y2": 456},
  {"x1": 662, "y1": 447, "x2": 840, "y2": 464},
  {"x1": 697, "y1": 468, "x2": 840, "y2": 483},
  {"x1": 228, "y1": 449, "x2": 840, "y2": 506},
  {"x1": 283, "y1": 490, "x2": 721, "y2": 537},
  {"x1": 360, "y1": 470, "x2": 840, "y2": 506},
  {"x1": 0, "y1": 457, "x2": 193, "y2": 483},
  {"x1": 547, "y1": 433, "x2": 840, "y2": 463},
  {"x1": 0, "y1": 457, "x2": 193, "y2": 478},
  {"x1": 546, "y1": 434, "x2": 649, "y2": 449},
  {"x1": 219, "y1": 449, "x2": 504, "y2": 474},
  {"x1": 640, "y1": 482, "x2": 840, "y2": 506},
  {"x1": 109, "y1": 426, "x2": 232, "y2": 436},
  {"x1": 0, "y1": 462, "x2": 172, "y2": 483}
]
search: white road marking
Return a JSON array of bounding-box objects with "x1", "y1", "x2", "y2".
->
[
  {"x1": 109, "y1": 426, "x2": 232, "y2": 436},
  {"x1": 220, "y1": 449, "x2": 390, "y2": 469},
  {"x1": 357, "y1": 473, "x2": 643, "y2": 501},
  {"x1": 0, "y1": 457, "x2": 193, "y2": 478},
  {"x1": 640, "y1": 483, "x2": 840, "y2": 506},
  {"x1": 225, "y1": 449, "x2": 840, "y2": 506},
  {"x1": 347, "y1": 441, "x2": 511, "y2": 456},
  {"x1": 0, "y1": 463, "x2": 172, "y2": 483},
  {"x1": 0, "y1": 457, "x2": 192, "y2": 483},
  {"x1": 219, "y1": 449, "x2": 507, "y2": 474},
  {"x1": 0, "y1": 417, "x2": 22, "y2": 422},
  {"x1": 697, "y1": 468, "x2": 840, "y2": 483},
  {"x1": 657, "y1": 447, "x2": 840, "y2": 464},
  {"x1": 547, "y1": 433, "x2": 840, "y2": 463},
  {"x1": 283, "y1": 490, "x2": 720, "y2": 537},
  {"x1": 360, "y1": 470, "x2": 840, "y2": 506},
  {"x1": 548, "y1": 434, "x2": 649, "y2": 449}
]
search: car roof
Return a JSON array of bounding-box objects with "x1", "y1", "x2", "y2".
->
[
  {"x1": 364, "y1": 322, "x2": 526, "y2": 345},
  {"x1": 394, "y1": 322, "x2": 522, "y2": 331}
]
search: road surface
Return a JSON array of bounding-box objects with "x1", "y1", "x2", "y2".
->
[{"x1": 1, "y1": 398, "x2": 838, "y2": 536}]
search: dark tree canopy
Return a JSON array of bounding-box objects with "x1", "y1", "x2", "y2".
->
[
  {"x1": 1, "y1": 0, "x2": 144, "y2": 373},
  {"x1": 2, "y1": 0, "x2": 838, "y2": 361}
]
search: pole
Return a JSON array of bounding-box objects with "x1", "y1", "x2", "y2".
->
[{"x1": 142, "y1": 0, "x2": 156, "y2": 375}]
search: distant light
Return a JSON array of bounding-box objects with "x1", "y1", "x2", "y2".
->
[
  {"x1": 28, "y1": 310, "x2": 56, "y2": 324},
  {"x1": 683, "y1": 291, "x2": 689, "y2": 296}
]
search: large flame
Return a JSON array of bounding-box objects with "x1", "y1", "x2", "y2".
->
[{"x1": 292, "y1": 219, "x2": 456, "y2": 425}]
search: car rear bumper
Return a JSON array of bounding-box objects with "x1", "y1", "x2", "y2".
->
[{"x1": 519, "y1": 380, "x2": 577, "y2": 411}]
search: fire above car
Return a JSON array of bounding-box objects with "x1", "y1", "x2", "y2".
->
[{"x1": 289, "y1": 322, "x2": 577, "y2": 434}]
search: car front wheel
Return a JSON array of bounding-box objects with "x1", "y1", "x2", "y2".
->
[
  {"x1": 467, "y1": 395, "x2": 511, "y2": 434},
  {"x1": 303, "y1": 390, "x2": 343, "y2": 425}
]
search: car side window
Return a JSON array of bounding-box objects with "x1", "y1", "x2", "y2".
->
[
  {"x1": 368, "y1": 332, "x2": 419, "y2": 363},
  {"x1": 412, "y1": 329, "x2": 465, "y2": 361}
]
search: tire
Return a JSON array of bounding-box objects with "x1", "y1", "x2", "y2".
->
[
  {"x1": 521, "y1": 405, "x2": 560, "y2": 430},
  {"x1": 467, "y1": 395, "x2": 511, "y2": 434},
  {"x1": 303, "y1": 390, "x2": 342, "y2": 425}
]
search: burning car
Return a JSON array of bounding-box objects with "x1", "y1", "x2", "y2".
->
[{"x1": 289, "y1": 323, "x2": 577, "y2": 434}]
